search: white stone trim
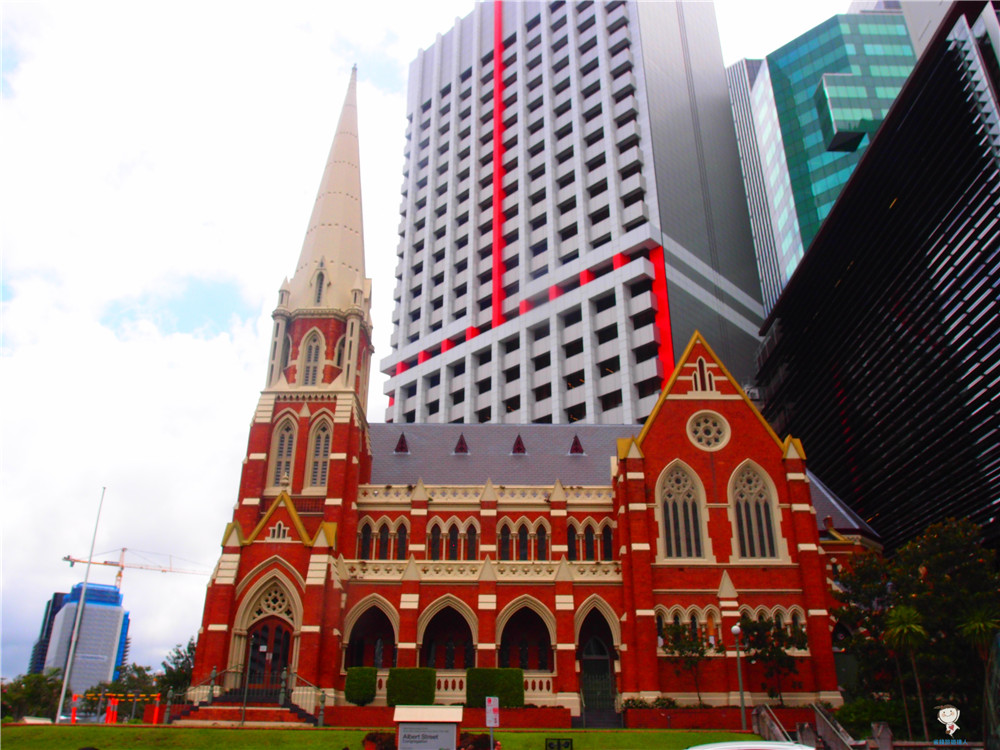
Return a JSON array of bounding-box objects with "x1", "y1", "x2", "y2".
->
[
  {"x1": 331, "y1": 453, "x2": 347, "y2": 460},
  {"x1": 556, "y1": 644, "x2": 575, "y2": 651},
  {"x1": 478, "y1": 594, "x2": 496, "y2": 610},
  {"x1": 551, "y1": 544, "x2": 568, "y2": 552},
  {"x1": 555, "y1": 595, "x2": 574, "y2": 610},
  {"x1": 797, "y1": 543, "x2": 818, "y2": 551},
  {"x1": 398, "y1": 643, "x2": 417, "y2": 649},
  {"x1": 808, "y1": 609, "x2": 828, "y2": 616},
  {"x1": 400, "y1": 593, "x2": 420, "y2": 609},
  {"x1": 300, "y1": 625, "x2": 320, "y2": 633},
  {"x1": 635, "y1": 609, "x2": 656, "y2": 616},
  {"x1": 791, "y1": 504, "x2": 812, "y2": 512},
  {"x1": 786, "y1": 472, "x2": 808, "y2": 481},
  {"x1": 631, "y1": 543, "x2": 650, "y2": 551},
  {"x1": 243, "y1": 497, "x2": 260, "y2": 506},
  {"x1": 481, "y1": 509, "x2": 497, "y2": 517},
  {"x1": 480, "y1": 544, "x2": 496, "y2": 552},
  {"x1": 626, "y1": 472, "x2": 644, "y2": 480},
  {"x1": 248, "y1": 453, "x2": 267, "y2": 460},
  {"x1": 325, "y1": 497, "x2": 342, "y2": 506},
  {"x1": 551, "y1": 509, "x2": 567, "y2": 517},
  {"x1": 408, "y1": 544, "x2": 426, "y2": 552},
  {"x1": 627, "y1": 503, "x2": 646, "y2": 512},
  {"x1": 208, "y1": 624, "x2": 228, "y2": 631},
  {"x1": 478, "y1": 643, "x2": 496, "y2": 650},
  {"x1": 411, "y1": 508, "x2": 427, "y2": 516}
]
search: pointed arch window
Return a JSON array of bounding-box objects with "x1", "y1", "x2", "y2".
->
[
  {"x1": 308, "y1": 422, "x2": 331, "y2": 487},
  {"x1": 302, "y1": 333, "x2": 322, "y2": 386},
  {"x1": 315, "y1": 272, "x2": 325, "y2": 305},
  {"x1": 536, "y1": 526, "x2": 548, "y2": 560},
  {"x1": 567, "y1": 526, "x2": 578, "y2": 561},
  {"x1": 430, "y1": 526, "x2": 442, "y2": 560},
  {"x1": 377, "y1": 524, "x2": 390, "y2": 560},
  {"x1": 334, "y1": 337, "x2": 346, "y2": 369},
  {"x1": 499, "y1": 526, "x2": 512, "y2": 561},
  {"x1": 661, "y1": 465, "x2": 704, "y2": 558},
  {"x1": 732, "y1": 466, "x2": 777, "y2": 558},
  {"x1": 271, "y1": 420, "x2": 295, "y2": 486},
  {"x1": 517, "y1": 524, "x2": 529, "y2": 560},
  {"x1": 466, "y1": 526, "x2": 477, "y2": 560},
  {"x1": 359, "y1": 524, "x2": 373, "y2": 559},
  {"x1": 601, "y1": 526, "x2": 613, "y2": 561},
  {"x1": 279, "y1": 335, "x2": 291, "y2": 373},
  {"x1": 447, "y1": 524, "x2": 460, "y2": 560},
  {"x1": 584, "y1": 526, "x2": 597, "y2": 561},
  {"x1": 396, "y1": 525, "x2": 408, "y2": 560}
]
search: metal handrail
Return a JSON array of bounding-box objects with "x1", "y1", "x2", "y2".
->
[
  {"x1": 813, "y1": 702, "x2": 866, "y2": 750},
  {"x1": 754, "y1": 704, "x2": 792, "y2": 742},
  {"x1": 190, "y1": 664, "x2": 243, "y2": 690}
]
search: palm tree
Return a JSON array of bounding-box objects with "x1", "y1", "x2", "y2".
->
[
  {"x1": 958, "y1": 604, "x2": 1000, "y2": 740},
  {"x1": 885, "y1": 605, "x2": 929, "y2": 741}
]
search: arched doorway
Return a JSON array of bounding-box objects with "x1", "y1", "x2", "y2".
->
[
  {"x1": 498, "y1": 608, "x2": 552, "y2": 672},
  {"x1": 346, "y1": 606, "x2": 397, "y2": 669},
  {"x1": 246, "y1": 616, "x2": 292, "y2": 693},
  {"x1": 420, "y1": 607, "x2": 475, "y2": 670},
  {"x1": 578, "y1": 610, "x2": 618, "y2": 726}
]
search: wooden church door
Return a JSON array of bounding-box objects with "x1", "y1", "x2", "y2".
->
[{"x1": 246, "y1": 617, "x2": 292, "y2": 691}]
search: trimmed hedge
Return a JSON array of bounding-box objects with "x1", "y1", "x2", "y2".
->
[
  {"x1": 385, "y1": 668, "x2": 436, "y2": 706},
  {"x1": 344, "y1": 667, "x2": 377, "y2": 707},
  {"x1": 465, "y1": 668, "x2": 524, "y2": 708}
]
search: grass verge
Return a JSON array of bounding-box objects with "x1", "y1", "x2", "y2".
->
[{"x1": 1, "y1": 725, "x2": 752, "y2": 750}]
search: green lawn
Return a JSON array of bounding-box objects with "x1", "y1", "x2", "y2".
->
[{"x1": 1, "y1": 725, "x2": 752, "y2": 750}]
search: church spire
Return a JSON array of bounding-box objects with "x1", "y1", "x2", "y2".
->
[{"x1": 286, "y1": 65, "x2": 366, "y2": 313}]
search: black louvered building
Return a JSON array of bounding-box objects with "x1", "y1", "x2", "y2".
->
[{"x1": 755, "y1": 1, "x2": 1000, "y2": 550}]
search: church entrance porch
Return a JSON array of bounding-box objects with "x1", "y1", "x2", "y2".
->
[
  {"x1": 244, "y1": 617, "x2": 292, "y2": 701},
  {"x1": 577, "y1": 610, "x2": 620, "y2": 728}
]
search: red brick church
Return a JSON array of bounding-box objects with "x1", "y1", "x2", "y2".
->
[{"x1": 192, "y1": 70, "x2": 876, "y2": 719}]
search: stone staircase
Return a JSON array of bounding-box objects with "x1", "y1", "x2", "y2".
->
[{"x1": 172, "y1": 693, "x2": 317, "y2": 727}]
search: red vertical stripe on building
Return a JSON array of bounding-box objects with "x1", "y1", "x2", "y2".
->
[
  {"x1": 491, "y1": 0, "x2": 507, "y2": 329},
  {"x1": 649, "y1": 246, "x2": 676, "y2": 380}
]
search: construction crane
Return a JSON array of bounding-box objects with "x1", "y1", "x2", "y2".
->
[{"x1": 63, "y1": 547, "x2": 208, "y2": 590}]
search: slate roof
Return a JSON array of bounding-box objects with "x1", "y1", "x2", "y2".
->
[
  {"x1": 367, "y1": 423, "x2": 878, "y2": 541},
  {"x1": 807, "y1": 469, "x2": 880, "y2": 541},
  {"x1": 368, "y1": 423, "x2": 636, "y2": 486}
]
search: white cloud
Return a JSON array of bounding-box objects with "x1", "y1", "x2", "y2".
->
[{"x1": 1, "y1": 0, "x2": 854, "y2": 680}]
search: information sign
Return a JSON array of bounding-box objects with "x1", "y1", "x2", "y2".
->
[
  {"x1": 486, "y1": 696, "x2": 500, "y2": 728},
  {"x1": 398, "y1": 721, "x2": 457, "y2": 750}
]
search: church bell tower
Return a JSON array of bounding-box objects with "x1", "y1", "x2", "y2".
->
[{"x1": 193, "y1": 67, "x2": 373, "y2": 693}]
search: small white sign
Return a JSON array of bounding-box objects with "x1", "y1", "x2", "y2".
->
[
  {"x1": 486, "y1": 696, "x2": 500, "y2": 728},
  {"x1": 398, "y1": 721, "x2": 456, "y2": 750}
]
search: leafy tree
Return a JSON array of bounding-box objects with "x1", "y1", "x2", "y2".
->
[
  {"x1": 1, "y1": 669, "x2": 63, "y2": 721},
  {"x1": 834, "y1": 519, "x2": 1000, "y2": 739},
  {"x1": 158, "y1": 637, "x2": 196, "y2": 696},
  {"x1": 660, "y1": 621, "x2": 722, "y2": 706},
  {"x1": 738, "y1": 613, "x2": 807, "y2": 705},
  {"x1": 884, "y1": 605, "x2": 929, "y2": 741}
]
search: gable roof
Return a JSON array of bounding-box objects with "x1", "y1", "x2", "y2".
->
[
  {"x1": 636, "y1": 331, "x2": 783, "y2": 451},
  {"x1": 368, "y1": 424, "x2": 636, "y2": 486}
]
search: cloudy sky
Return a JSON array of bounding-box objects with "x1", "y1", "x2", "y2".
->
[{"x1": 1, "y1": 0, "x2": 849, "y2": 681}]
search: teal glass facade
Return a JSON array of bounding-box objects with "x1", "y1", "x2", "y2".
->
[{"x1": 728, "y1": 11, "x2": 916, "y2": 313}]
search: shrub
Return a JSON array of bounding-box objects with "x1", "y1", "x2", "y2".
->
[
  {"x1": 345, "y1": 667, "x2": 378, "y2": 707},
  {"x1": 465, "y1": 668, "x2": 524, "y2": 708},
  {"x1": 835, "y1": 697, "x2": 908, "y2": 739},
  {"x1": 386, "y1": 668, "x2": 435, "y2": 706}
]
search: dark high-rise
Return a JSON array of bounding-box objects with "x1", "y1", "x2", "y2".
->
[{"x1": 755, "y1": 0, "x2": 1000, "y2": 549}]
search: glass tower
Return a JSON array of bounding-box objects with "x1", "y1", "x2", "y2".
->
[{"x1": 728, "y1": 8, "x2": 915, "y2": 313}]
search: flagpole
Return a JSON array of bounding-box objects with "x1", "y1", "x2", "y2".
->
[{"x1": 55, "y1": 487, "x2": 106, "y2": 723}]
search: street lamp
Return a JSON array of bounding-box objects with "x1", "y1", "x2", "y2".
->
[{"x1": 731, "y1": 624, "x2": 746, "y2": 731}]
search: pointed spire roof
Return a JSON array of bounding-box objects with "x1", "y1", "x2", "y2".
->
[{"x1": 286, "y1": 66, "x2": 367, "y2": 313}]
